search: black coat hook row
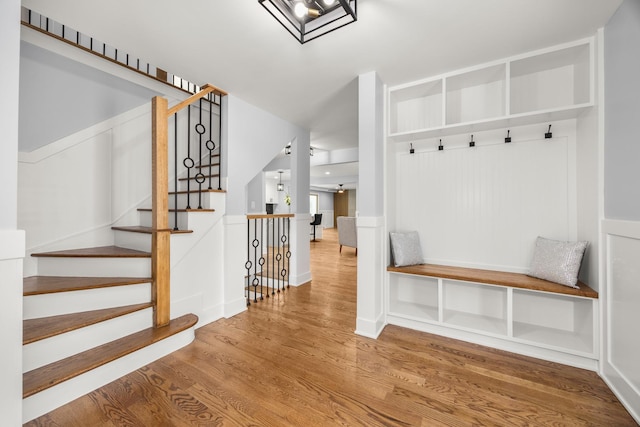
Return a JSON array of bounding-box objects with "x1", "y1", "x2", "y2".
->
[
  {"x1": 409, "y1": 143, "x2": 415, "y2": 154},
  {"x1": 505, "y1": 130, "x2": 511, "y2": 143},
  {"x1": 469, "y1": 135, "x2": 475, "y2": 147},
  {"x1": 438, "y1": 139, "x2": 444, "y2": 151},
  {"x1": 545, "y1": 124, "x2": 552, "y2": 139}
]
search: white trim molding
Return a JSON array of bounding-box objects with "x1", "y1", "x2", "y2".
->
[
  {"x1": 600, "y1": 218, "x2": 640, "y2": 424},
  {"x1": 355, "y1": 215, "x2": 386, "y2": 339}
]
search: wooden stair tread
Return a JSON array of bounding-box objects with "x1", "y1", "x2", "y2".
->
[
  {"x1": 169, "y1": 189, "x2": 226, "y2": 195},
  {"x1": 179, "y1": 173, "x2": 220, "y2": 181},
  {"x1": 23, "y1": 303, "x2": 153, "y2": 344},
  {"x1": 111, "y1": 226, "x2": 193, "y2": 234},
  {"x1": 24, "y1": 276, "x2": 152, "y2": 296},
  {"x1": 23, "y1": 313, "x2": 198, "y2": 398},
  {"x1": 136, "y1": 208, "x2": 215, "y2": 213},
  {"x1": 32, "y1": 246, "x2": 150, "y2": 258}
]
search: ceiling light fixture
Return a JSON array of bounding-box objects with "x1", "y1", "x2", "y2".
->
[
  {"x1": 277, "y1": 171, "x2": 284, "y2": 191},
  {"x1": 337, "y1": 184, "x2": 344, "y2": 193},
  {"x1": 258, "y1": 0, "x2": 357, "y2": 44}
]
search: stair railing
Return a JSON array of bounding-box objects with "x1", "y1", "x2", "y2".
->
[
  {"x1": 21, "y1": 7, "x2": 203, "y2": 94},
  {"x1": 152, "y1": 84, "x2": 227, "y2": 327},
  {"x1": 245, "y1": 214, "x2": 294, "y2": 305}
]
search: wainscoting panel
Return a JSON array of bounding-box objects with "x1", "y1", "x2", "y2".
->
[
  {"x1": 393, "y1": 137, "x2": 572, "y2": 272},
  {"x1": 601, "y1": 219, "x2": 640, "y2": 423}
]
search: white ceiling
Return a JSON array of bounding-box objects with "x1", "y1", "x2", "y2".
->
[{"x1": 24, "y1": 0, "x2": 622, "y2": 188}]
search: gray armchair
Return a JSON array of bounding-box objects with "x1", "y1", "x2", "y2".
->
[{"x1": 337, "y1": 216, "x2": 357, "y2": 255}]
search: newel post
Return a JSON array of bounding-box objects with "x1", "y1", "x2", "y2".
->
[{"x1": 151, "y1": 96, "x2": 171, "y2": 327}]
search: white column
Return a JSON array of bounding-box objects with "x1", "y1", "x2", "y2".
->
[
  {"x1": 0, "y1": 0, "x2": 24, "y2": 424},
  {"x1": 289, "y1": 214, "x2": 312, "y2": 286},
  {"x1": 355, "y1": 71, "x2": 386, "y2": 338},
  {"x1": 223, "y1": 215, "x2": 248, "y2": 317},
  {"x1": 289, "y1": 129, "x2": 311, "y2": 286}
]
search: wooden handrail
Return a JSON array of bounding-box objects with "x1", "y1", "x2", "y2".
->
[
  {"x1": 151, "y1": 84, "x2": 226, "y2": 328},
  {"x1": 167, "y1": 84, "x2": 227, "y2": 116},
  {"x1": 246, "y1": 213, "x2": 295, "y2": 220}
]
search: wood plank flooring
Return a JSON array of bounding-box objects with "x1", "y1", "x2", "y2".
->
[{"x1": 26, "y1": 229, "x2": 637, "y2": 426}]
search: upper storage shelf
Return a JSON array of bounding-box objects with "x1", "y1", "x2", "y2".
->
[{"x1": 388, "y1": 38, "x2": 594, "y2": 141}]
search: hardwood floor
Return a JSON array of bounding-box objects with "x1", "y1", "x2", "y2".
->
[{"x1": 27, "y1": 228, "x2": 636, "y2": 426}]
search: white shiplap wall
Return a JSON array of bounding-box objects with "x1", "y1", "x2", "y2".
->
[{"x1": 392, "y1": 136, "x2": 573, "y2": 273}]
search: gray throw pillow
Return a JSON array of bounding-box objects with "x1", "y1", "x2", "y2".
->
[
  {"x1": 390, "y1": 231, "x2": 424, "y2": 267},
  {"x1": 528, "y1": 236, "x2": 588, "y2": 288}
]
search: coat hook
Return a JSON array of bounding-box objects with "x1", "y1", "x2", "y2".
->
[
  {"x1": 469, "y1": 134, "x2": 475, "y2": 147},
  {"x1": 545, "y1": 125, "x2": 552, "y2": 139},
  {"x1": 438, "y1": 139, "x2": 444, "y2": 151},
  {"x1": 409, "y1": 143, "x2": 415, "y2": 154},
  {"x1": 505, "y1": 130, "x2": 511, "y2": 143}
]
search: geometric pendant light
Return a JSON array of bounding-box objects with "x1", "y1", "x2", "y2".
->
[{"x1": 258, "y1": 0, "x2": 357, "y2": 44}]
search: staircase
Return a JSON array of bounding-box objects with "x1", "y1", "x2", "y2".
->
[{"x1": 21, "y1": 85, "x2": 227, "y2": 423}]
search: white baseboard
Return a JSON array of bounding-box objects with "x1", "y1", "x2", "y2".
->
[
  {"x1": 355, "y1": 312, "x2": 385, "y2": 339},
  {"x1": 224, "y1": 297, "x2": 247, "y2": 318}
]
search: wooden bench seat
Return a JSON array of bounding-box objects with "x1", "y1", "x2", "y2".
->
[{"x1": 387, "y1": 263, "x2": 598, "y2": 299}]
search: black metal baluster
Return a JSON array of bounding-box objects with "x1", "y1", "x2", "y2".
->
[
  {"x1": 245, "y1": 219, "x2": 251, "y2": 306},
  {"x1": 281, "y1": 217, "x2": 287, "y2": 292},
  {"x1": 276, "y1": 217, "x2": 282, "y2": 292},
  {"x1": 206, "y1": 99, "x2": 215, "y2": 190},
  {"x1": 184, "y1": 106, "x2": 193, "y2": 209},
  {"x1": 259, "y1": 219, "x2": 265, "y2": 300},
  {"x1": 252, "y1": 219, "x2": 259, "y2": 303},
  {"x1": 272, "y1": 217, "x2": 276, "y2": 295},
  {"x1": 285, "y1": 217, "x2": 291, "y2": 289},
  {"x1": 219, "y1": 96, "x2": 223, "y2": 191},
  {"x1": 173, "y1": 112, "x2": 179, "y2": 230},
  {"x1": 194, "y1": 99, "x2": 206, "y2": 209},
  {"x1": 266, "y1": 217, "x2": 270, "y2": 297}
]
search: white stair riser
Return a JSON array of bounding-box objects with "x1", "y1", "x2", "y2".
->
[
  {"x1": 114, "y1": 229, "x2": 151, "y2": 252},
  {"x1": 138, "y1": 211, "x2": 188, "y2": 230},
  {"x1": 24, "y1": 283, "x2": 151, "y2": 319},
  {"x1": 23, "y1": 308, "x2": 153, "y2": 372},
  {"x1": 36, "y1": 257, "x2": 151, "y2": 277},
  {"x1": 177, "y1": 168, "x2": 220, "y2": 192},
  {"x1": 168, "y1": 191, "x2": 218, "y2": 210},
  {"x1": 22, "y1": 328, "x2": 195, "y2": 424}
]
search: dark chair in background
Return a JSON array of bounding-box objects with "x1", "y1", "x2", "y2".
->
[{"x1": 310, "y1": 213, "x2": 323, "y2": 241}]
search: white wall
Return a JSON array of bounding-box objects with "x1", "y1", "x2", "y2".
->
[
  {"x1": 390, "y1": 121, "x2": 579, "y2": 273},
  {"x1": 601, "y1": 1, "x2": 640, "y2": 422},
  {"x1": 225, "y1": 94, "x2": 309, "y2": 216},
  {"x1": 0, "y1": 0, "x2": 24, "y2": 424},
  {"x1": 19, "y1": 41, "x2": 158, "y2": 152},
  {"x1": 604, "y1": 0, "x2": 640, "y2": 221},
  {"x1": 246, "y1": 172, "x2": 264, "y2": 213}
]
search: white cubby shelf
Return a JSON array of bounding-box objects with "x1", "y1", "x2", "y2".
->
[
  {"x1": 386, "y1": 264, "x2": 599, "y2": 370},
  {"x1": 388, "y1": 37, "x2": 594, "y2": 142}
]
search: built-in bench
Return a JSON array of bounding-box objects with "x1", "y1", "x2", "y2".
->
[
  {"x1": 387, "y1": 263, "x2": 598, "y2": 299},
  {"x1": 386, "y1": 263, "x2": 599, "y2": 371}
]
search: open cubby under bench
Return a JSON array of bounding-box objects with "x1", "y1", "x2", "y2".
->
[{"x1": 386, "y1": 263, "x2": 599, "y2": 370}]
